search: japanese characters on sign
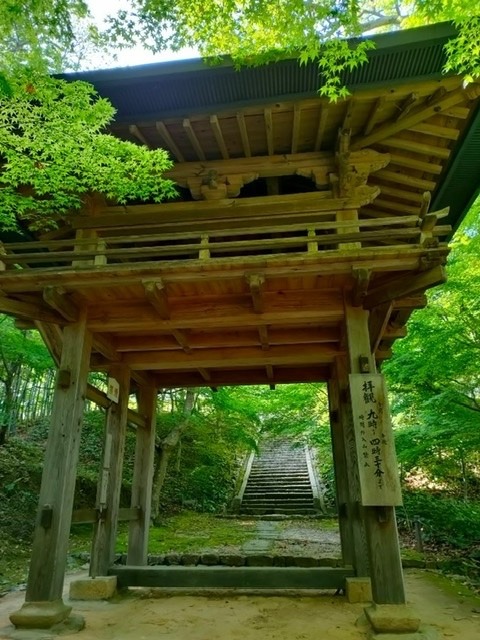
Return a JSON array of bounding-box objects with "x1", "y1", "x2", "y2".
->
[{"x1": 349, "y1": 373, "x2": 402, "y2": 506}]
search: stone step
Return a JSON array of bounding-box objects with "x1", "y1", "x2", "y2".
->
[{"x1": 239, "y1": 507, "x2": 318, "y2": 515}]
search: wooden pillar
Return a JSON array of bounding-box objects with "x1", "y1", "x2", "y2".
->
[
  {"x1": 127, "y1": 384, "x2": 157, "y2": 565},
  {"x1": 90, "y1": 365, "x2": 131, "y2": 577},
  {"x1": 327, "y1": 376, "x2": 354, "y2": 567},
  {"x1": 332, "y1": 358, "x2": 370, "y2": 575},
  {"x1": 26, "y1": 312, "x2": 92, "y2": 603},
  {"x1": 345, "y1": 302, "x2": 406, "y2": 604}
]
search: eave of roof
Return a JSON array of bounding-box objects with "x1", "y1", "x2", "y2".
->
[{"x1": 63, "y1": 22, "x2": 479, "y2": 233}]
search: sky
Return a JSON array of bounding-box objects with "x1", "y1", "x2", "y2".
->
[{"x1": 85, "y1": 0, "x2": 198, "y2": 70}]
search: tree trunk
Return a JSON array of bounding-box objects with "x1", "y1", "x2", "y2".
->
[{"x1": 151, "y1": 388, "x2": 196, "y2": 521}]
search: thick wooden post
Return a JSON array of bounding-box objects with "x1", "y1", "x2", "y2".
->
[
  {"x1": 333, "y1": 357, "x2": 370, "y2": 576},
  {"x1": 345, "y1": 302, "x2": 406, "y2": 604},
  {"x1": 10, "y1": 312, "x2": 92, "y2": 628},
  {"x1": 127, "y1": 384, "x2": 157, "y2": 565},
  {"x1": 90, "y1": 365, "x2": 131, "y2": 577}
]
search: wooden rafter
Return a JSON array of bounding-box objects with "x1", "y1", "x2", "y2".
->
[{"x1": 183, "y1": 118, "x2": 206, "y2": 160}]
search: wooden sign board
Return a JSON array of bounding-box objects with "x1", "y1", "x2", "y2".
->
[
  {"x1": 349, "y1": 373, "x2": 402, "y2": 506},
  {"x1": 107, "y1": 377, "x2": 120, "y2": 403}
]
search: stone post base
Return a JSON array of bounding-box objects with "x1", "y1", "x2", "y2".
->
[
  {"x1": 69, "y1": 575, "x2": 117, "y2": 600},
  {"x1": 9, "y1": 600, "x2": 72, "y2": 630},
  {"x1": 365, "y1": 603, "x2": 420, "y2": 634},
  {"x1": 345, "y1": 577, "x2": 372, "y2": 603}
]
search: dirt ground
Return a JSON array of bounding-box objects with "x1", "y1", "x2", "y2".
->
[{"x1": 0, "y1": 570, "x2": 479, "y2": 640}]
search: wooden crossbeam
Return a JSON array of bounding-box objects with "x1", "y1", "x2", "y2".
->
[
  {"x1": 120, "y1": 343, "x2": 340, "y2": 371},
  {"x1": 264, "y1": 108, "x2": 274, "y2": 155},
  {"x1": 352, "y1": 268, "x2": 371, "y2": 307},
  {"x1": 369, "y1": 302, "x2": 393, "y2": 352},
  {"x1": 246, "y1": 274, "x2": 265, "y2": 313},
  {"x1": 364, "y1": 97, "x2": 386, "y2": 136},
  {"x1": 129, "y1": 125, "x2": 150, "y2": 147},
  {"x1": 291, "y1": 104, "x2": 301, "y2": 154},
  {"x1": 363, "y1": 266, "x2": 446, "y2": 309},
  {"x1": 352, "y1": 85, "x2": 478, "y2": 150},
  {"x1": 0, "y1": 295, "x2": 63, "y2": 324},
  {"x1": 210, "y1": 115, "x2": 229, "y2": 159},
  {"x1": 156, "y1": 121, "x2": 185, "y2": 162},
  {"x1": 143, "y1": 280, "x2": 170, "y2": 319},
  {"x1": 379, "y1": 136, "x2": 451, "y2": 159},
  {"x1": 183, "y1": 118, "x2": 206, "y2": 161},
  {"x1": 43, "y1": 287, "x2": 78, "y2": 322},
  {"x1": 236, "y1": 112, "x2": 251, "y2": 157}
]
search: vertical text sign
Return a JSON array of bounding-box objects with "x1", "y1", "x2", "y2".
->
[{"x1": 349, "y1": 373, "x2": 402, "y2": 506}]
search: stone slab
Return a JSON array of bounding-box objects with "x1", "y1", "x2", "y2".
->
[
  {"x1": 365, "y1": 603, "x2": 421, "y2": 634},
  {"x1": 9, "y1": 601, "x2": 72, "y2": 630},
  {"x1": 69, "y1": 576, "x2": 117, "y2": 601},
  {"x1": 346, "y1": 577, "x2": 372, "y2": 603},
  {"x1": 7, "y1": 614, "x2": 85, "y2": 639},
  {"x1": 366, "y1": 625, "x2": 439, "y2": 640}
]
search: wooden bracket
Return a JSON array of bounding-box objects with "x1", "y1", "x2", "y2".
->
[
  {"x1": 246, "y1": 273, "x2": 265, "y2": 313},
  {"x1": 352, "y1": 268, "x2": 371, "y2": 307},
  {"x1": 143, "y1": 280, "x2": 169, "y2": 319},
  {"x1": 43, "y1": 287, "x2": 78, "y2": 322}
]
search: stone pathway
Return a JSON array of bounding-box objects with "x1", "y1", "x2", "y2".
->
[{"x1": 242, "y1": 521, "x2": 281, "y2": 554}]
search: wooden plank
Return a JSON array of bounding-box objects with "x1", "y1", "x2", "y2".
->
[
  {"x1": 246, "y1": 274, "x2": 265, "y2": 313},
  {"x1": 71, "y1": 506, "x2": 140, "y2": 525},
  {"x1": 236, "y1": 112, "x2": 251, "y2": 157},
  {"x1": 110, "y1": 566, "x2": 354, "y2": 590},
  {"x1": 155, "y1": 121, "x2": 185, "y2": 162},
  {"x1": 314, "y1": 107, "x2": 329, "y2": 150},
  {"x1": 143, "y1": 280, "x2": 170, "y2": 319},
  {"x1": 129, "y1": 124, "x2": 150, "y2": 147},
  {"x1": 291, "y1": 104, "x2": 301, "y2": 154},
  {"x1": 128, "y1": 384, "x2": 157, "y2": 565},
  {"x1": 183, "y1": 118, "x2": 206, "y2": 161},
  {"x1": 264, "y1": 108, "x2": 274, "y2": 155},
  {"x1": 121, "y1": 343, "x2": 340, "y2": 371},
  {"x1": 154, "y1": 365, "x2": 331, "y2": 388},
  {"x1": 115, "y1": 327, "x2": 341, "y2": 352},
  {"x1": 379, "y1": 136, "x2": 451, "y2": 159},
  {"x1": 25, "y1": 310, "x2": 92, "y2": 602},
  {"x1": 210, "y1": 115, "x2": 229, "y2": 159},
  {"x1": 363, "y1": 266, "x2": 446, "y2": 309},
  {"x1": 90, "y1": 364, "x2": 131, "y2": 577},
  {"x1": 351, "y1": 86, "x2": 473, "y2": 150},
  {"x1": 374, "y1": 169, "x2": 436, "y2": 191},
  {"x1": 43, "y1": 287, "x2": 78, "y2": 322}
]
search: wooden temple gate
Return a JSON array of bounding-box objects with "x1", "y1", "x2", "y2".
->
[{"x1": 2, "y1": 23, "x2": 480, "y2": 632}]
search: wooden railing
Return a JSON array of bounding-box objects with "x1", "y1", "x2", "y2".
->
[{"x1": 1, "y1": 213, "x2": 450, "y2": 270}]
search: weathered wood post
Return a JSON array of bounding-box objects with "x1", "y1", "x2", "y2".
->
[
  {"x1": 344, "y1": 302, "x2": 406, "y2": 605},
  {"x1": 331, "y1": 357, "x2": 370, "y2": 577},
  {"x1": 127, "y1": 383, "x2": 157, "y2": 565},
  {"x1": 90, "y1": 365, "x2": 131, "y2": 577},
  {"x1": 10, "y1": 311, "x2": 92, "y2": 630}
]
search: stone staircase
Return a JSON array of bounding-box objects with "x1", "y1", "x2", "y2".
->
[{"x1": 237, "y1": 440, "x2": 321, "y2": 515}]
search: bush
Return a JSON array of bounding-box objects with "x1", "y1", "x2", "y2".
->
[{"x1": 398, "y1": 490, "x2": 480, "y2": 549}]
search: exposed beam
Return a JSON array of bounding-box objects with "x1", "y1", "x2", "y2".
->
[
  {"x1": 264, "y1": 108, "x2": 274, "y2": 155},
  {"x1": 129, "y1": 124, "x2": 150, "y2": 147},
  {"x1": 183, "y1": 118, "x2": 206, "y2": 161},
  {"x1": 379, "y1": 136, "x2": 451, "y2": 160},
  {"x1": 369, "y1": 302, "x2": 393, "y2": 352},
  {"x1": 364, "y1": 97, "x2": 386, "y2": 136},
  {"x1": 246, "y1": 273, "x2": 265, "y2": 313},
  {"x1": 155, "y1": 121, "x2": 185, "y2": 162},
  {"x1": 86, "y1": 383, "x2": 146, "y2": 429},
  {"x1": 121, "y1": 343, "x2": 340, "y2": 371},
  {"x1": 395, "y1": 92, "x2": 418, "y2": 121},
  {"x1": 236, "y1": 112, "x2": 251, "y2": 157},
  {"x1": 363, "y1": 266, "x2": 446, "y2": 309},
  {"x1": 43, "y1": 287, "x2": 78, "y2": 322},
  {"x1": 352, "y1": 268, "x2": 371, "y2": 307},
  {"x1": 314, "y1": 107, "x2": 329, "y2": 150},
  {"x1": 352, "y1": 85, "x2": 479, "y2": 150},
  {"x1": 291, "y1": 104, "x2": 301, "y2": 154},
  {"x1": 0, "y1": 295, "x2": 63, "y2": 324},
  {"x1": 198, "y1": 368, "x2": 211, "y2": 382},
  {"x1": 374, "y1": 169, "x2": 435, "y2": 192},
  {"x1": 210, "y1": 115, "x2": 229, "y2": 159},
  {"x1": 114, "y1": 327, "x2": 341, "y2": 352},
  {"x1": 258, "y1": 326, "x2": 270, "y2": 351},
  {"x1": 154, "y1": 366, "x2": 331, "y2": 388},
  {"x1": 143, "y1": 280, "x2": 170, "y2": 319}
]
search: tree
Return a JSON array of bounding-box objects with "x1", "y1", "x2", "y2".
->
[
  {"x1": 106, "y1": 1, "x2": 480, "y2": 98},
  {"x1": 384, "y1": 201, "x2": 480, "y2": 497},
  {"x1": 0, "y1": 2, "x2": 176, "y2": 232}
]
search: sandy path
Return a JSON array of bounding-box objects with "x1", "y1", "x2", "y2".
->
[{"x1": 1, "y1": 570, "x2": 479, "y2": 640}]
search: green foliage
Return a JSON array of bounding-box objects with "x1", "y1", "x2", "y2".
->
[
  {"x1": 399, "y1": 491, "x2": 480, "y2": 550},
  {"x1": 0, "y1": 71, "x2": 176, "y2": 231},
  {"x1": 385, "y1": 202, "x2": 480, "y2": 495}
]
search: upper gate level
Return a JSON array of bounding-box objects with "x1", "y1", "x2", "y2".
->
[{"x1": 1, "y1": 23, "x2": 479, "y2": 388}]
